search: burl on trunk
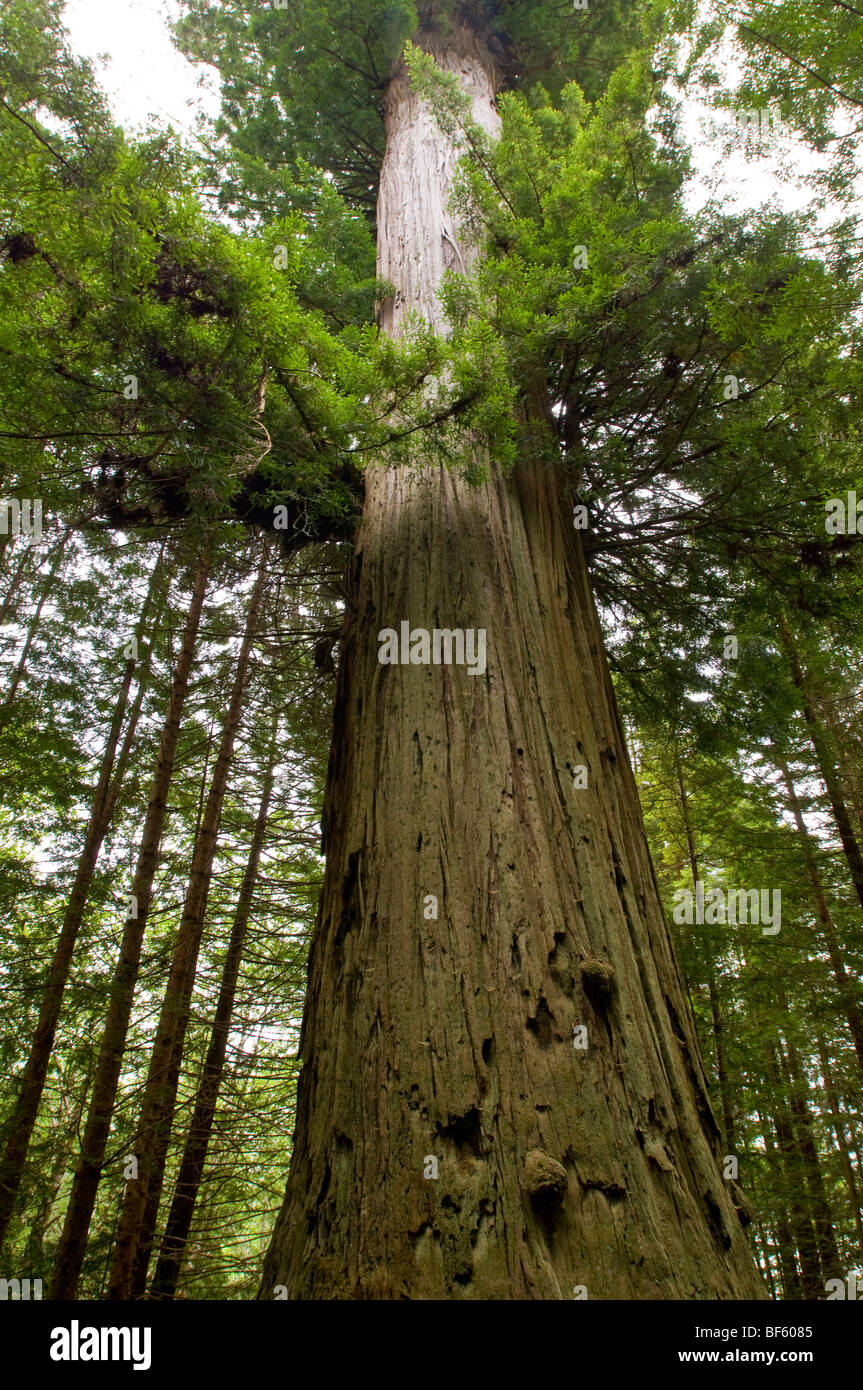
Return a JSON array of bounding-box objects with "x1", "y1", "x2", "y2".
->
[{"x1": 259, "y1": 20, "x2": 765, "y2": 1300}]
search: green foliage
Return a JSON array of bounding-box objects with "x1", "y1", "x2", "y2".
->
[{"x1": 1, "y1": 0, "x2": 862, "y2": 1300}]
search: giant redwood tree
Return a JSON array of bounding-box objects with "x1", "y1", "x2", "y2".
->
[
  {"x1": 7, "y1": 0, "x2": 861, "y2": 1298},
  {"x1": 168, "y1": 0, "x2": 796, "y2": 1299},
  {"x1": 269, "y1": 22, "x2": 769, "y2": 1305}
]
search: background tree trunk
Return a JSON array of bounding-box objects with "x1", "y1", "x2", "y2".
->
[
  {"x1": 0, "y1": 525, "x2": 70, "y2": 712},
  {"x1": 780, "y1": 1035, "x2": 842, "y2": 1283},
  {"x1": 0, "y1": 547, "x2": 164, "y2": 1251},
  {"x1": 48, "y1": 544, "x2": 211, "y2": 1298},
  {"x1": 779, "y1": 615, "x2": 863, "y2": 913},
  {"x1": 259, "y1": 23, "x2": 764, "y2": 1301},
  {"x1": 150, "y1": 717, "x2": 278, "y2": 1298},
  {"x1": 765, "y1": 1049, "x2": 822, "y2": 1300},
  {"x1": 108, "y1": 540, "x2": 269, "y2": 1299},
  {"x1": 777, "y1": 753, "x2": 863, "y2": 1080},
  {"x1": 673, "y1": 750, "x2": 736, "y2": 1151},
  {"x1": 816, "y1": 1033, "x2": 863, "y2": 1260}
]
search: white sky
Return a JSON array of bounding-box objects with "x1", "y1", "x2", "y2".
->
[{"x1": 63, "y1": 0, "x2": 220, "y2": 135}]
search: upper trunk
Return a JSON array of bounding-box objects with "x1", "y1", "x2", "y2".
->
[{"x1": 259, "y1": 21, "x2": 765, "y2": 1300}]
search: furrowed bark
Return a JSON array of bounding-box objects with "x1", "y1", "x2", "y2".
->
[
  {"x1": 0, "y1": 544, "x2": 165, "y2": 1252},
  {"x1": 108, "y1": 540, "x2": 269, "y2": 1299},
  {"x1": 48, "y1": 544, "x2": 211, "y2": 1299},
  {"x1": 259, "y1": 23, "x2": 764, "y2": 1300}
]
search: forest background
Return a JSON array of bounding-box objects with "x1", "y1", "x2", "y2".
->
[{"x1": 1, "y1": 0, "x2": 862, "y2": 1301}]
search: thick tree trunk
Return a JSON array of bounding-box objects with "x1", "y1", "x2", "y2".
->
[
  {"x1": 108, "y1": 541, "x2": 269, "y2": 1299},
  {"x1": 48, "y1": 545, "x2": 211, "y2": 1299},
  {"x1": 149, "y1": 718, "x2": 277, "y2": 1298},
  {"x1": 259, "y1": 24, "x2": 763, "y2": 1300},
  {"x1": 0, "y1": 547, "x2": 164, "y2": 1252}
]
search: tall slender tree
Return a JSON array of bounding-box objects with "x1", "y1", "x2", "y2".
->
[
  {"x1": 108, "y1": 539, "x2": 269, "y2": 1298},
  {"x1": 49, "y1": 542, "x2": 212, "y2": 1297},
  {"x1": 150, "y1": 712, "x2": 279, "y2": 1297},
  {"x1": 0, "y1": 544, "x2": 165, "y2": 1249}
]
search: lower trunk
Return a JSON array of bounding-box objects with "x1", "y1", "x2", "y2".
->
[{"x1": 260, "y1": 458, "x2": 764, "y2": 1299}]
